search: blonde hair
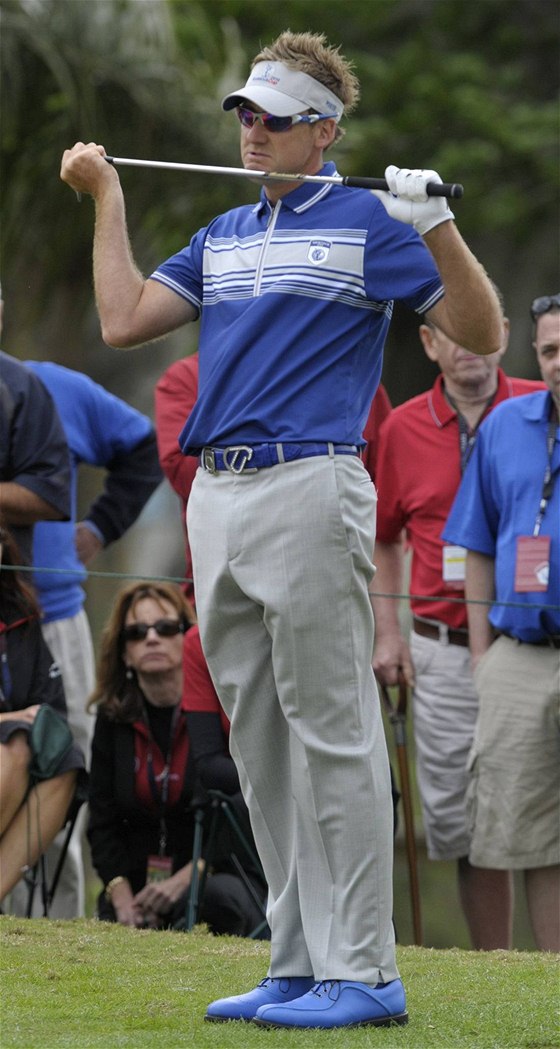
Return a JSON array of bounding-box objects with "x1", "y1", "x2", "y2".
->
[
  {"x1": 88, "y1": 581, "x2": 196, "y2": 722},
  {"x1": 252, "y1": 31, "x2": 360, "y2": 141}
]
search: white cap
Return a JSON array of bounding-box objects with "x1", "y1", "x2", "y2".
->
[{"x1": 222, "y1": 61, "x2": 343, "y2": 121}]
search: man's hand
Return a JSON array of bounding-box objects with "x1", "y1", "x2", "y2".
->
[
  {"x1": 373, "y1": 629, "x2": 415, "y2": 689},
  {"x1": 60, "y1": 141, "x2": 118, "y2": 199},
  {"x1": 75, "y1": 522, "x2": 104, "y2": 566},
  {"x1": 372, "y1": 165, "x2": 455, "y2": 236}
]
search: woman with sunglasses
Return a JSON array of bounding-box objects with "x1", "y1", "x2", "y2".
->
[
  {"x1": 87, "y1": 581, "x2": 266, "y2": 934},
  {"x1": 0, "y1": 525, "x2": 85, "y2": 906}
]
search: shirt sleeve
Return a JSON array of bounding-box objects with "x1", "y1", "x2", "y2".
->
[
  {"x1": 87, "y1": 716, "x2": 132, "y2": 885},
  {"x1": 361, "y1": 384, "x2": 392, "y2": 484},
  {"x1": 364, "y1": 199, "x2": 444, "y2": 315},
  {"x1": 374, "y1": 413, "x2": 409, "y2": 542},
  {"x1": 154, "y1": 356, "x2": 199, "y2": 502},
  {"x1": 85, "y1": 432, "x2": 163, "y2": 546},
  {"x1": 149, "y1": 226, "x2": 207, "y2": 311},
  {"x1": 1, "y1": 360, "x2": 71, "y2": 518},
  {"x1": 442, "y1": 425, "x2": 499, "y2": 556}
]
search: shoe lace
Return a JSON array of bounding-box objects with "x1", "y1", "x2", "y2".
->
[{"x1": 311, "y1": 980, "x2": 339, "y2": 999}]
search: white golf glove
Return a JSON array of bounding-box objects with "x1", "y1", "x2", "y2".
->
[{"x1": 372, "y1": 165, "x2": 455, "y2": 236}]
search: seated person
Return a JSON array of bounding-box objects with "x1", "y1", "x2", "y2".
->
[
  {"x1": 0, "y1": 525, "x2": 86, "y2": 905},
  {"x1": 87, "y1": 581, "x2": 268, "y2": 934},
  {"x1": 182, "y1": 623, "x2": 269, "y2": 938}
]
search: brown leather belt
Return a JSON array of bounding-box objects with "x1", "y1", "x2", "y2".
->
[
  {"x1": 499, "y1": 632, "x2": 560, "y2": 650},
  {"x1": 412, "y1": 616, "x2": 469, "y2": 648}
]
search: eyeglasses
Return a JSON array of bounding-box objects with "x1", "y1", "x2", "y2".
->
[
  {"x1": 122, "y1": 618, "x2": 185, "y2": 643},
  {"x1": 236, "y1": 106, "x2": 331, "y2": 133},
  {"x1": 530, "y1": 294, "x2": 560, "y2": 321}
]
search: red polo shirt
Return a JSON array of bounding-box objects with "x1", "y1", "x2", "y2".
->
[{"x1": 375, "y1": 370, "x2": 545, "y2": 628}]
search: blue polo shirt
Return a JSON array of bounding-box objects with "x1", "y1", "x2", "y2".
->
[
  {"x1": 443, "y1": 391, "x2": 560, "y2": 641},
  {"x1": 150, "y1": 162, "x2": 443, "y2": 453},
  {"x1": 26, "y1": 362, "x2": 156, "y2": 623}
]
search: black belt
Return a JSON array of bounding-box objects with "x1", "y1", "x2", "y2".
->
[
  {"x1": 200, "y1": 441, "x2": 360, "y2": 475},
  {"x1": 412, "y1": 616, "x2": 469, "y2": 648},
  {"x1": 499, "y1": 632, "x2": 560, "y2": 650}
]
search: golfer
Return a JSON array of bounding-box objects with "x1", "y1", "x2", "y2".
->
[{"x1": 61, "y1": 30, "x2": 502, "y2": 1030}]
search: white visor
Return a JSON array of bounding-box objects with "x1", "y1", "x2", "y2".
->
[{"x1": 222, "y1": 61, "x2": 343, "y2": 121}]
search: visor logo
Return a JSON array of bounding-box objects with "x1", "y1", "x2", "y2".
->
[{"x1": 251, "y1": 63, "x2": 279, "y2": 86}]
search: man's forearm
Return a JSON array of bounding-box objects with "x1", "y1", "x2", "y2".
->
[
  {"x1": 425, "y1": 223, "x2": 502, "y2": 356},
  {"x1": 370, "y1": 539, "x2": 404, "y2": 635},
  {"x1": 93, "y1": 183, "x2": 146, "y2": 349},
  {"x1": 465, "y1": 549, "x2": 496, "y2": 666},
  {"x1": 0, "y1": 483, "x2": 66, "y2": 524}
]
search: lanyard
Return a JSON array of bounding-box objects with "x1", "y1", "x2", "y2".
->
[
  {"x1": 533, "y1": 404, "x2": 558, "y2": 537},
  {"x1": 445, "y1": 388, "x2": 496, "y2": 474},
  {"x1": 145, "y1": 703, "x2": 181, "y2": 856}
]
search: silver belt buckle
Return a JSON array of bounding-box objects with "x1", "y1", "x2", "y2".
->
[
  {"x1": 202, "y1": 447, "x2": 217, "y2": 474},
  {"x1": 223, "y1": 445, "x2": 255, "y2": 474}
]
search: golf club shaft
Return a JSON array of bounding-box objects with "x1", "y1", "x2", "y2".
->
[{"x1": 104, "y1": 156, "x2": 463, "y2": 199}]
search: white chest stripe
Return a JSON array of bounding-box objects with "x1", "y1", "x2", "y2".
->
[{"x1": 202, "y1": 223, "x2": 385, "y2": 311}]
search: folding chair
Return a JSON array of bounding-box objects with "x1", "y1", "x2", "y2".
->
[
  {"x1": 24, "y1": 804, "x2": 82, "y2": 918},
  {"x1": 186, "y1": 789, "x2": 269, "y2": 938}
]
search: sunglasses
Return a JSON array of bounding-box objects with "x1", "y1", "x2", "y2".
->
[
  {"x1": 530, "y1": 294, "x2": 560, "y2": 321},
  {"x1": 236, "y1": 106, "x2": 331, "y2": 133},
  {"x1": 122, "y1": 618, "x2": 185, "y2": 643}
]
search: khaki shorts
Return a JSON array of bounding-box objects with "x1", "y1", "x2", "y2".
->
[
  {"x1": 468, "y1": 635, "x2": 560, "y2": 870},
  {"x1": 410, "y1": 631, "x2": 478, "y2": 861}
]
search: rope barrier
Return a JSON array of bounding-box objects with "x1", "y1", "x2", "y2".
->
[{"x1": 2, "y1": 562, "x2": 559, "y2": 612}]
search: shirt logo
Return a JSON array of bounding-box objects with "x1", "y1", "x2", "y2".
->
[{"x1": 308, "y1": 240, "x2": 331, "y2": 265}]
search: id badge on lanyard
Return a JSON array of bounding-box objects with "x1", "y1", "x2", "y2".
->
[{"x1": 514, "y1": 406, "x2": 557, "y2": 593}]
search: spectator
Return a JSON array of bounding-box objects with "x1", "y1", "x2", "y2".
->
[
  {"x1": 154, "y1": 353, "x2": 199, "y2": 601},
  {"x1": 87, "y1": 581, "x2": 268, "y2": 936},
  {"x1": 0, "y1": 292, "x2": 70, "y2": 565},
  {"x1": 443, "y1": 293, "x2": 560, "y2": 952},
  {"x1": 371, "y1": 310, "x2": 544, "y2": 949},
  {"x1": 0, "y1": 525, "x2": 85, "y2": 905},
  {"x1": 61, "y1": 28, "x2": 502, "y2": 1030},
  {"x1": 155, "y1": 351, "x2": 391, "y2": 601},
  {"x1": 7, "y1": 361, "x2": 162, "y2": 920}
]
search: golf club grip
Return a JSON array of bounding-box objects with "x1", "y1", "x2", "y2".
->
[{"x1": 343, "y1": 175, "x2": 464, "y2": 199}]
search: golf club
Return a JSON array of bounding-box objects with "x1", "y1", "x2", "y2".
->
[
  {"x1": 378, "y1": 673, "x2": 423, "y2": 946},
  {"x1": 103, "y1": 155, "x2": 464, "y2": 199}
]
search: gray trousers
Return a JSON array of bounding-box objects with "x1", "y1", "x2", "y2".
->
[{"x1": 188, "y1": 454, "x2": 398, "y2": 984}]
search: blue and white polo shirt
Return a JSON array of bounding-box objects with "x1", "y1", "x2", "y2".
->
[{"x1": 150, "y1": 161, "x2": 444, "y2": 452}]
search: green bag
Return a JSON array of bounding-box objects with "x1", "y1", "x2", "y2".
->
[{"x1": 28, "y1": 705, "x2": 73, "y2": 782}]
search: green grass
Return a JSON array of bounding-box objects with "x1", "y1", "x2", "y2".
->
[{"x1": 1, "y1": 917, "x2": 558, "y2": 1048}]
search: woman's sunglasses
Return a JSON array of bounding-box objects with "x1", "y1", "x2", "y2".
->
[
  {"x1": 122, "y1": 618, "x2": 185, "y2": 643},
  {"x1": 236, "y1": 106, "x2": 331, "y2": 134}
]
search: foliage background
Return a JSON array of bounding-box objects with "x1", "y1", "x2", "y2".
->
[{"x1": 0, "y1": 0, "x2": 558, "y2": 949}]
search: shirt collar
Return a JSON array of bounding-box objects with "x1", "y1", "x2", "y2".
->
[
  {"x1": 254, "y1": 161, "x2": 337, "y2": 216},
  {"x1": 518, "y1": 389, "x2": 554, "y2": 422},
  {"x1": 429, "y1": 368, "x2": 512, "y2": 428}
]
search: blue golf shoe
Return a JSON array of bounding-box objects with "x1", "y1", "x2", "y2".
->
[
  {"x1": 205, "y1": 976, "x2": 315, "y2": 1023},
  {"x1": 253, "y1": 977, "x2": 409, "y2": 1029}
]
